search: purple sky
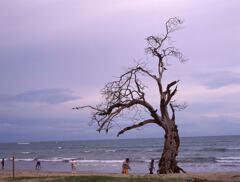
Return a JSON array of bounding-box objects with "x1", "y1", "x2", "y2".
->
[{"x1": 0, "y1": 0, "x2": 240, "y2": 142}]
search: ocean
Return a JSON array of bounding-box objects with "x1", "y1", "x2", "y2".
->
[{"x1": 0, "y1": 135, "x2": 240, "y2": 173}]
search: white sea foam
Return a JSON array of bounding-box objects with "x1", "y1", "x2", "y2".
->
[
  {"x1": 217, "y1": 157, "x2": 240, "y2": 160},
  {"x1": 216, "y1": 156, "x2": 240, "y2": 163},
  {"x1": 75, "y1": 160, "x2": 123, "y2": 164},
  {"x1": 40, "y1": 158, "x2": 64, "y2": 162},
  {"x1": 48, "y1": 157, "x2": 76, "y2": 162},
  {"x1": 227, "y1": 147, "x2": 240, "y2": 150},
  {"x1": 13, "y1": 158, "x2": 149, "y2": 164},
  {"x1": 14, "y1": 157, "x2": 76, "y2": 163},
  {"x1": 17, "y1": 142, "x2": 30, "y2": 145},
  {"x1": 105, "y1": 149, "x2": 116, "y2": 153},
  {"x1": 15, "y1": 158, "x2": 34, "y2": 162},
  {"x1": 216, "y1": 160, "x2": 240, "y2": 163},
  {"x1": 21, "y1": 152, "x2": 31, "y2": 154}
]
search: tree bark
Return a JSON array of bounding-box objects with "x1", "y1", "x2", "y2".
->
[{"x1": 158, "y1": 121, "x2": 184, "y2": 173}]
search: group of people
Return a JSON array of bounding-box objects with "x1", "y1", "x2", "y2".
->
[
  {"x1": 69, "y1": 158, "x2": 155, "y2": 175},
  {"x1": 121, "y1": 158, "x2": 156, "y2": 175},
  {"x1": 2, "y1": 157, "x2": 42, "y2": 171},
  {"x1": 2, "y1": 157, "x2": 156, "y2": 174},
  {"x1": 35, "y1": 159, "x2": 76, "y2": 173}
]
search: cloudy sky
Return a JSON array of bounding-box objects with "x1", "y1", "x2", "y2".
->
[{"x1": 0, "y1": 0, "x2": 240, "y2": 142}]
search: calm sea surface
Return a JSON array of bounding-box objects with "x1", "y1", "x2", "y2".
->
[{"x1": 0, "y1": 136, "x2": 240, "y2": 173}]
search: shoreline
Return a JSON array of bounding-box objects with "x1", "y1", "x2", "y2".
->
[
  {"x1": 1, "y1": 136, "x2": 240, "y2": 174},
  {"x1": 1, "y1": 170, "x2": 240, "y2": 182}
]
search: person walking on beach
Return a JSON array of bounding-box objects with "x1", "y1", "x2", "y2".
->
[
  {"x1": 35, "y1": 160, "x2": 41, "y2": 170},
  {"x1": 148, "y1": 159, "x2": 155, "y2": 174},
  {"x1": 1, "y1": 158, "x2": 4, "y2": 170},
  {"x1": 122, "y1": 158, "x2": 131, "y2": 175},
  {"x1": 70, "y1": 159, "x2": 77, "y2": 174}
]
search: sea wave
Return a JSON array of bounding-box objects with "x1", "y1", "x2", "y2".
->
[
  {"x1": 116, "y1": 148, "x2": 142, "y2": 152},
  {"x1": 83, "y1": 150, "x2": 90, "y2": 153},
  {"x1": 179, "y1": 157, "x2": 216, "y2": 163},
  {"x1": 12, "y1": 158, "x2": 147, "y2": 164},
  {"x1": 40, "y1": 157, "x2": 67, "y2": 162},
  {"x1": 15, "y1": 158, "x2": 34, "y2": 162},
  {"x1": 75, "y1": 160, "x2": 123, "y2": 164},
  {"x1": 145, "y1": 149, "x2": 162, "y2": 152},
  {"x1": 20, "y1": 152, "x2": 32, "y2": 154},
  {"x1": 14, "y1": 157, "x2": 76, "y2": 163},
  {"x1": 105, "y1": 149, "x2": 116, "y2": 153},
  {"x1": 17, "y1": 142, "x2": 30, "y2": 145},
  {"x1": 200, "y1": 147, "x2": 240, "y2": 152},
  {"x1": 227, "y1": 147, "x2": 240, "y2": 150},
  {"x1": 216, "y1": 156, "x2": 240, "y2": 163},
  {"x1": 200, "y1": 148, "x2": 229, "y2": 152},
  {"x1": 14, "y1": 156, "x2": 240, "y2": 164}
]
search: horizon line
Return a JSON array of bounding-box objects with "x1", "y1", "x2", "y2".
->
[{"x1": 1, "y1": 134, "x2": 240, "y2": 144}]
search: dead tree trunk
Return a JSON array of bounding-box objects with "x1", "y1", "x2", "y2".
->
[{"x1": 158, "y1": 120, "x2": 184, "y2": 173}]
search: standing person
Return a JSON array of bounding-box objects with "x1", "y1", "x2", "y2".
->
[
  {"x1": 148, "y1": 159, "x2": 155, "y2": 174},
  {"x1": 71, "y1": 160, "x2": 77, "y2": 174},
  {"x1": 1, "y1": 158, "x2": 4, "y2": 170},
  {"x1": 35, "y1": 160, "x2": 41, "y2": 170},
  {"x1": 122, "y1": 158, "x2": 131, "y2": 175}
]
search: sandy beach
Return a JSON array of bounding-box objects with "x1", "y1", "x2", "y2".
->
[{"x1": 0, "y1": 170, "x2": 240, "y2": 182}]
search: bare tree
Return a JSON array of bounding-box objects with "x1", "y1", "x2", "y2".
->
[{"x1": 74, "y1": 17, "x2": 186, "y2": 173}]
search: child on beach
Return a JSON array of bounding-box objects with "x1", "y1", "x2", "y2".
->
[
  {"x1": 148, "y1": 159, "x2": 155, "y2": 174},
  {"x1": 122, "y1": 158, "x2": 131, "y2": 174},
  {"x1": 70, "y1": 160, "x2": 77, "y2": 174}
]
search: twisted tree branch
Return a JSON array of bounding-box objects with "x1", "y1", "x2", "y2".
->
[{"x1": 117, "y1": 119, "x2": 156, "y2": 136}]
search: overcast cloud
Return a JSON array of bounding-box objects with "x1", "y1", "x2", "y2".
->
[
  {"x1": 0, "y1": 0, "x2": 240, "y2": 142},
  {"x1": 196, "y1": 71, "x2": 240, "y2": 89},
  {"x1": 0, "y1": 88, "x2": 80, "y2": 104}
]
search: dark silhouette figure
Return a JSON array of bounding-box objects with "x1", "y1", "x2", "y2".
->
[
  {"x1": 149, "y1": 159, "x2": 155, "y2": 174},
  {"x1": 1, "y1": 158, "x2": 4, "y2": 170},
  {"x1": 35, "y1": 160, "x2": 41, "y2": 170}
]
